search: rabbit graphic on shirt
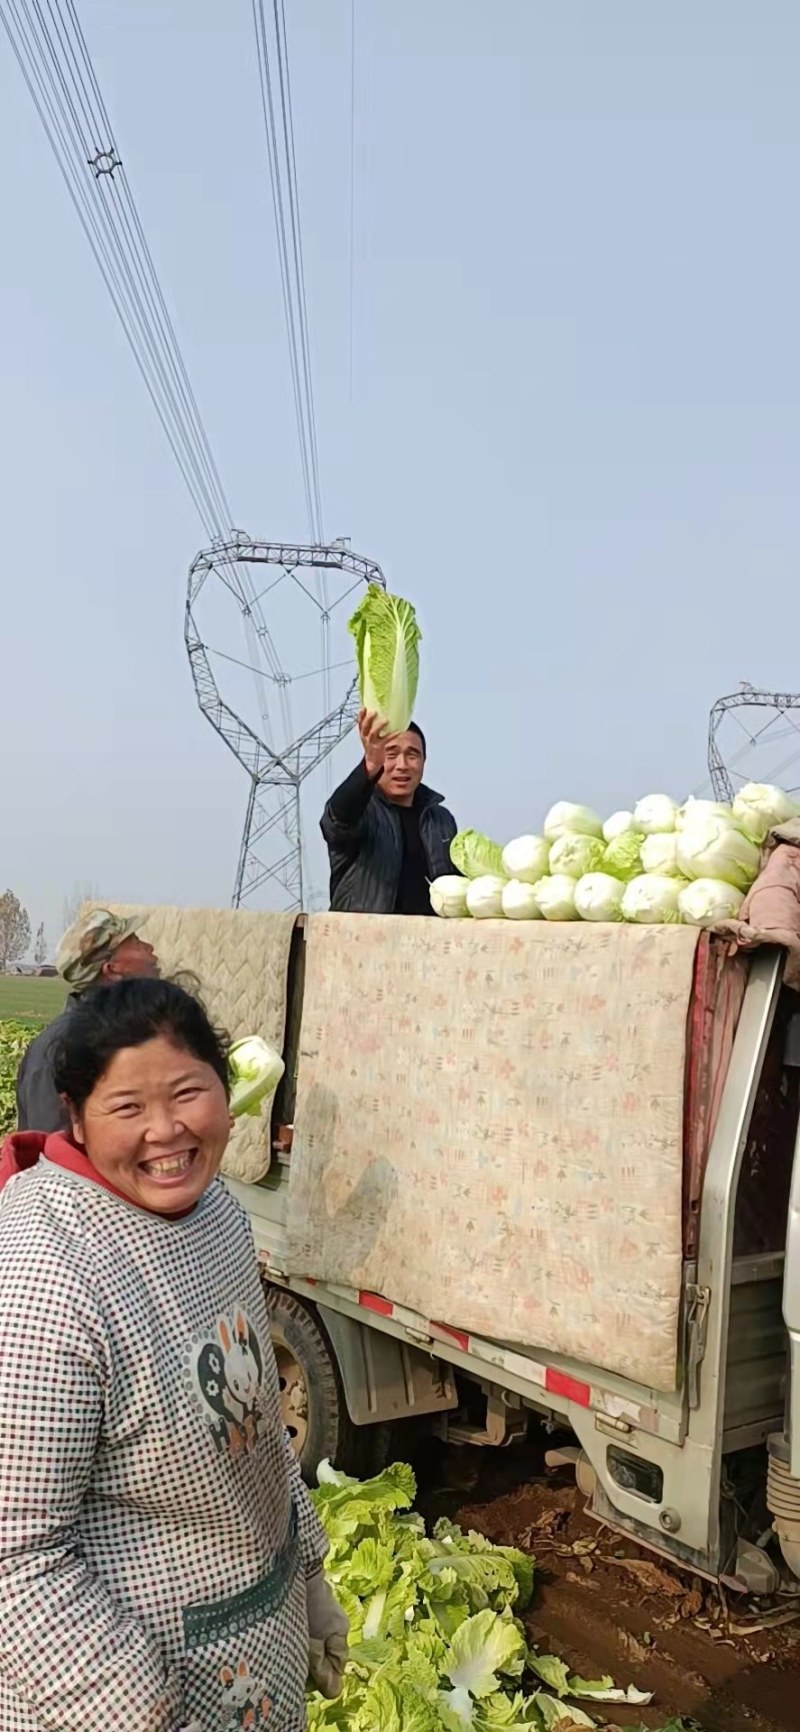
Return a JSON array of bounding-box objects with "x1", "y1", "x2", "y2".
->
[
  {"x1": 193, "y1": 1310, "x2": 266, "y2": 1456},
  {"x1": 220, "y1": 1657, "x2": 271, "y2": 1726}
]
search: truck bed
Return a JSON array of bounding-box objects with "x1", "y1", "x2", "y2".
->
[{"x1": 284, "y1": 916, "x2": 702, "y2": 1393}]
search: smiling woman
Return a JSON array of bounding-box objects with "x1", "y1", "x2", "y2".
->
[
  {"x1": 52, "y1": 979, "x2": 233, "y2": 1216},
  {"x1": 0, "y1": 978, "x2": 348, "y2": 1731}
]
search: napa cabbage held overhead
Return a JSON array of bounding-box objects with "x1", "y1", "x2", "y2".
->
[{"x1": 348, "y1": 584, "x2": 421, "y2": 736}]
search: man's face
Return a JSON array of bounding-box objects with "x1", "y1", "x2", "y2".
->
[
  {"x1": 379, "y1": 730, "x2": 425, "y2": 805},
  {"x1": 103, "y1": 934, "x2": 160, "y2": 982}
]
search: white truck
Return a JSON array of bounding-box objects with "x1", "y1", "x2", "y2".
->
[{"x1": 137, "y1": 902, "x2": 800, "y2": 1596}]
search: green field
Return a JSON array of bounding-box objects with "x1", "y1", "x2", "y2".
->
[{"x1": 0, "y1": 975, "x2": 66, "y2": 1027}]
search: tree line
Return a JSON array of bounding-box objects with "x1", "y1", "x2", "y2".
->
[{"x1": 0, "y1": 881, "x2": 102, "y2": 974}]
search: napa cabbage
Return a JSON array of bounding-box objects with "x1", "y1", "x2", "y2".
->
[
  {"x1": 533, "y1": 876, "x2": 579, "y2": 921},
  {"x1": 678, "y1": 879, "x2": 745, "y2": 927},
  {"x1": 676, "y1": 797, "x2": 734, "y2": 830},
  {"x1": 602, "y1": 810, "x2": 641, "y2": 843},
  {"x1": 348, "y1": 584, "x2": 421, "y2": 735},
  {"x1": 466, "y1": 877, "x2": 507, "y2": 919},
  {"x1": 501, "y1": 881, "x2": 543, "y2": 920},
  {"x1": 543, "y1": 803, "x2": 603, "y2": 842},
  {"x1": 601, "y1": 832, "x2": 643, "y2": 881},
  {"x1": 228, "y1": 1036, "x2": 285, "y2": 1118},
  {"x1": 676, "y1": 816, "x2": 761, "y2": 891},
  {"x1": 640, "y1": 833, "x2": 683, "y2": 878},
  {"x1": 500, "y1": 835, "x2": 550, "y2": 883},
  {"x1": 548, "y1": 835, "x2": 606, "y2": 880},
  {"x1": 732, "y1": 781, "x2": 799, "y2": 844},
  {"x1": 574, "y1": 873, "x2": 625, "y2": 921},
  {"x1": 451, "y1": 831, "x2": 507, "y2": 880},
  {"x1": 621, "y1": 875, "x2": 686, "y2": 924},
  {"x1": 633, "y1": 795, "x2": 679, "y2": 834},
  {"x1": 430, "y1": 877, "x2": 471, "y2": 919}
]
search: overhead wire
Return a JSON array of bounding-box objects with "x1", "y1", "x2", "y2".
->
[
  {"x1": 251, "y1": 0, "x2": 333, "y2": 856},
  {"x1": 273, "y1": 0, "x2": 331, "y2": 744},
  {"x1": 5, "y1": 0, "x2": 341, "y2": 899},
  {"x1": 0, "y1": 0, "x2": 220, "y2": 537},
  {"x1": 1, "y1": 0, "x2": 296, "y2": 748},
  {"x1": 347, "y1": 0, "x2": 355, "y2": 411},
  {"x1": 251, "y1": 0, "x2": 323, "y2": 544},
  {"x1": 274, "y1": 0, "x2": 324, "y2": 545}
]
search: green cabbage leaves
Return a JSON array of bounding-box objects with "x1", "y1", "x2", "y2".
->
[{"x1": 307, "y1": 1463, "x2": 662, "y2": 1731}]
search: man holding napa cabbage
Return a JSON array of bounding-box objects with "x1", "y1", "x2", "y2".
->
[
  {"x1": 322, "y1": 587, "x2": 458, "y2": 913},
  {"x1": 321, "y1": 709, "x2": 458, "y2": 914}
]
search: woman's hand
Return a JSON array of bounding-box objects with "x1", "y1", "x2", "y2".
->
[
  {"x1": 358, "y1": 708, "x2": 396, "y2": 778},
  {"x1": 306, "y1": 1569, "x2": 349, "y2": 1700}
]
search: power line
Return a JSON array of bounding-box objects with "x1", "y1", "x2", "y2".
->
[
  {"x1": 1, "y1": 0, "x2": 297, "y2": 749},
  {"x1": 251, "y1": 0, "x2": 324, "y2": 549},
  {"x1": 274, "y1": 0, "x2": 323, "y2": 543},
  {"x1": 249, "y1": 0, "x2": 333, "y2": 802},
  {"x1": 1, "y1": 0, "x2": 223, "y2": 536},
  {"x1": 347, "y1": 0, "x2": 356, "y2": 411}
]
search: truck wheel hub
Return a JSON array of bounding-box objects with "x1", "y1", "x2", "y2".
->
[{"x1": 274, "y1": 1343, "x2": 309, "y2": 1451}]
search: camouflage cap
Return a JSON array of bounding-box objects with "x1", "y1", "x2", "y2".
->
[{"x1": 56, "y1": 909, "x2": 147, "y2": 991}]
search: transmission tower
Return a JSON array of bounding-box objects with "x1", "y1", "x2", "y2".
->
[
  {"x1": 707, "y1": 687, "x2": 800, "y2": 802},
  {"x1": 185, "y1": 536, "x2": 385, "y2": 908}
]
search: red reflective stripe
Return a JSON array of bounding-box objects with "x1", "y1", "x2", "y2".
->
[
  {"x1": 359, "y1": 1291, "x2": 394, "y2": 1317},
  {"x1": 432, "y1": 1321, "x2": 470, "y2": 1352},
  {"x1": 545, "y1": 1368, "x2": 591, "y2": 1408}
]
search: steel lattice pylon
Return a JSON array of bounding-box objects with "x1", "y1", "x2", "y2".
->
[
  {"x1": 708, "y1": 687, "x2": 800, "y2": 803},
  {"x1": 185, "y1": 536, "x2": 385, "y2": 907}
]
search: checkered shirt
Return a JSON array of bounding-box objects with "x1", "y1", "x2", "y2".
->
[{"x1": 0, "y1": 1162, "x2": 327, "y2": 1730}]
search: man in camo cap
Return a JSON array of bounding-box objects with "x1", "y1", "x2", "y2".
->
[{"x1": 15, "y1": 909, "x2": 160, "y2": 1134}]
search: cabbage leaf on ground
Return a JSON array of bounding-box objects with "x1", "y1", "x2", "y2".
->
[{"x1": 307, "y1": 1463, "x2": 670, "y2": 1731}]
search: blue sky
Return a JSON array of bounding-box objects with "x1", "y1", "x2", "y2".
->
[{"x1": 3, "y1": 1, "x2": 800, "y2": 946}]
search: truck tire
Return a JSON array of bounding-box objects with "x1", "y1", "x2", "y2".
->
[{"x1": 264, "y1": 1285, "x2": 393, "y2": 1484}]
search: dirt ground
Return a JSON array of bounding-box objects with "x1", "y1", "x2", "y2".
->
[{"x1": 414, "y1": 1439, "x2": 800, "y2": 1732}]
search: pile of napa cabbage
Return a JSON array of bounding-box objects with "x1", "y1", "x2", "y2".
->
[
  {"x1": 341, "y1": 581, "x2": 792, "y2": 935},
  {"x1": 432, "y1": 784, "x2": 798, "y2": 929},
  {"x1": 306, "y1": 1461, "x2": 689, "y2": 1731}
]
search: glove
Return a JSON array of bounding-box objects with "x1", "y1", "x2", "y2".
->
[{"x1": 306, "y1": 1567, "x2": 350, "y2": 1699}]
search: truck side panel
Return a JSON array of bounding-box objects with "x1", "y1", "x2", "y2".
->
[{"x1": 315, "y1": 1301, "x2": 459, "y2": 1426}]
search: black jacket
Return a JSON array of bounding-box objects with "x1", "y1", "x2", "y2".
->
[
  {"x1": 15, "y1": 998, "x2": 78, "y2": 1134},
  {"x1": 321, "y1": 761, "x2": 457, "y2": 914}
]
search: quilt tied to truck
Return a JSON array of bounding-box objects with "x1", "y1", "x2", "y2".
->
[{"x1": 287, "y1": 917, "x2": 702, "y2": 1392}]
